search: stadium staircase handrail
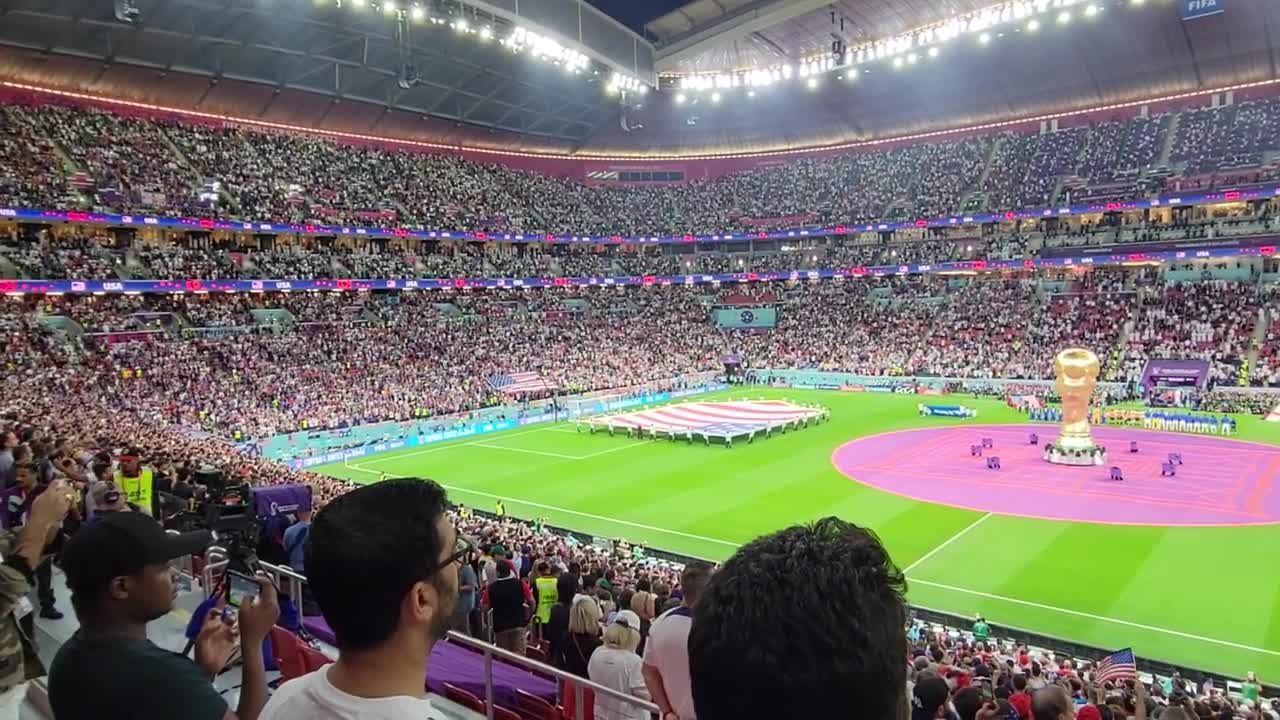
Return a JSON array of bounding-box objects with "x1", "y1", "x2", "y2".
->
[{"x1": 200, "y1": 547, "x2": 661, "y2": 720}]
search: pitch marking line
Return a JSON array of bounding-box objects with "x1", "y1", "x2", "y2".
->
[
  {"x1": 902, "y1": 512, "x2": 994, "y2": 574},
  {"x1": 331, "y1": 474, "x2": 1276, "y2": 657},
  {"x1": 348, "y1": 426, "x2": 571, "y2": 466},
  {"x1": 432, "y1": 483, "x2": 741, "y2": 548},
  {"x1": 470, "y1": 442, "x2": 583, "y2": 460},
  {"x1": 354, "y1": 430, "x2": 656, "y2": 465},
  {"x1": 908, "y1": 579, "x2": 1280, "y2": 657},
  {"x1": 577, "y1": 440, "x2": 656, "y2": 459}
]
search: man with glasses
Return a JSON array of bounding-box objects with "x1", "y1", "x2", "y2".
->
[{"x1": 260, "y1": 478, "x2": 466, "y2": 720}]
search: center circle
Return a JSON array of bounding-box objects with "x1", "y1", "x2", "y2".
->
[{"x1": 831, "y1": 424, "x2": 1280, "y2": 527}]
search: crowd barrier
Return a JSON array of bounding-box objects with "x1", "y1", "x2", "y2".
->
[{"x1": 200, "y1": 547, "x2": 659, "y2": 720}]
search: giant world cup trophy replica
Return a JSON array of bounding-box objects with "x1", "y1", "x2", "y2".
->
[{"x1": 1043, "y1": 348, "x2": 1107, "y2": 466}]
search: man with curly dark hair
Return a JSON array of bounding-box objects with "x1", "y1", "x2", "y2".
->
[{"x1": 687, "y1": 517, "x2": 908, "y2": 720}]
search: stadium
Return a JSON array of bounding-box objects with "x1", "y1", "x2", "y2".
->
[{"x1": 0, "y1": 0, "x2": 1279, "y2": 717}]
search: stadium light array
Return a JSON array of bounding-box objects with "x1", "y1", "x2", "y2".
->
[
  {"x1": 663, "y1": 0, "x2": 1131, "y2": 98},
  {"x1": 328, "y1": 0, "x2": 643, "y2": 95},
  {"x1": 607, "y1": 71, "x2": 649, "y2": 95},
  {"x1": 500, "y1": 27, "x2": 589, "y2": 74}
]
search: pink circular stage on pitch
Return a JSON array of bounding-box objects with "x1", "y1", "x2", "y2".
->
[{"x1": 831, "y1": 425, "x2": 1280, "y2": 527}]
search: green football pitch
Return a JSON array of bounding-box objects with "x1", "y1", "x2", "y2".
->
[{"x1": 314, "y1": 389, "x2": 1280, "y2": 680}]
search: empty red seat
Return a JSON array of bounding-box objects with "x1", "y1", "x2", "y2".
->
[
  {"x1": 514, "y1": 688, "x2": 560, "y2": 720},
  {"x1": 267, "y1": 626, "x2": 308, "y2": 684},
  {"x1": 443, "y1": 682, "x2": 486, "y2": 714}
]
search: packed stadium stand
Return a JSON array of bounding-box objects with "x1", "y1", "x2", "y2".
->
[
  {"x1": 3, "y1": 0, "x2": 1280, "y2": 718},
  {"x1": 4, "y1": 98, "x2": 1280, "y2": 236}
]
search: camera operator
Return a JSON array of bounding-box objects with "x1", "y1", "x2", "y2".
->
[
  {"x1": 0, "y1": 478, "x2": 72, "y2": 715},
  {"x1": 49, "y1": 513, "x2": 281, "y2": 720}
]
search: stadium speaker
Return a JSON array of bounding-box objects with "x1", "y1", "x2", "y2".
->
[{"x1": 114, "y1": 0, "x2": 140, "y2": 23}]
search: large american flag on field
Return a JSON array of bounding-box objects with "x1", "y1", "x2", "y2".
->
[
  {"x1": 488, "y1": 371, "x2": 557, "y2": 395},
  {"x1": 1095, "y1": 648, "x2": 1137, "y2": 683}
]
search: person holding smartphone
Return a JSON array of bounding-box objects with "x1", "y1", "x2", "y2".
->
[
  {"x1": 0, "y1": 477, "x2": 73, "y2": 715},
  {"x1": 49, "y1": 512, "x2": 280, "y2": 720}
]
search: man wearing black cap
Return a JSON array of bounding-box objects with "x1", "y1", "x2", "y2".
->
[{"x1": 48, "y1": 512, "x2": 280, "y2": 720}]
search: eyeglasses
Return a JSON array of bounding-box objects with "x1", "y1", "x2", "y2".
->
[{"x1": 433, "y1": 532, "x2": 475, "y2": 573}]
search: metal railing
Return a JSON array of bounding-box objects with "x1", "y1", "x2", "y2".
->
[
  {"x1": 200, "y1": 547, "x2": 660, "y2": 720},
  {"x1": 444, "y1": 630, "x2": 660, "y2": 720}
]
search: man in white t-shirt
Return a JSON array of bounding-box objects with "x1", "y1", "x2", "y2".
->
[
  {"x1": 643, "y1": 562, "x2": 712, "y2": 720},
  {"x1": 260, "y1": 479, "x2": 466, "y2": 720}
]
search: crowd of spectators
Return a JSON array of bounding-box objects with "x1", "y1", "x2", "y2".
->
[
  {"x1": 0, "y1": 105, "x2": 70, "y2": 210},
  {"x1": 1117, "y1": 281, "x2": 1263, "y2": 386},
  {"x1": 1172, "y1": 98, "x2": 1280, "y2": 177},
  {"x1": 2, "y1": 267, "x2": 1276, "y2": 718},
  {"x1": 981, "y1": 127, "x2": 1087, "y2": 211},
  {"x1": 6, "y1": 94, "x2": 1280, "y2": 720},
  {"x1": 728, "y1": 278, "x2": 1138, "y2": 381},
  {"x1": 9, "y1": 204, "x2": 1277, "y2": 283},
  {"x1": 3, "y1": 98, "x2": 1279, "y2": 239}
]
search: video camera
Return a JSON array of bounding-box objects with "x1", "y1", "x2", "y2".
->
[{"x1": 170, "y1": 466, "x2": 261, "y2": 572}]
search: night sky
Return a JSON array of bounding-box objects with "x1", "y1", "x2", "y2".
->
[{"x1": 585, "y1": 0, "x2": 691, "y2": 35}]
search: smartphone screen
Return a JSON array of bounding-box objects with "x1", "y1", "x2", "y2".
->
[{"x1": 225, "y1": 571, "x2": 259, "y2": 608}]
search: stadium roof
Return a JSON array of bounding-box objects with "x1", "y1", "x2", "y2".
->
[
  {"x1": 581, "y1": 0, "x2": 1280, "y2": 155},
  {"x1": 1, "y1": 0, "x2": 1277, "y2": 157},
  {"x1": 646, "y1": 0, "x2": 994, "y2": 74},
  {"x1": 0, "y1": 0, "x2": 654, "y2": 144}
]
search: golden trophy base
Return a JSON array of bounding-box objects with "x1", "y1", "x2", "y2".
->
[{"x1": 1043, "y1": 435, "x2": 1107, "y2": 466}]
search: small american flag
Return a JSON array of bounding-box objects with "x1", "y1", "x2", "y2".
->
[
  {"x1": 1095, "y1": 648, "x2": 1137, "y2": 683},
  {"x1": 488, "y1": 371, "x2": 557, "y2": 395}
]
